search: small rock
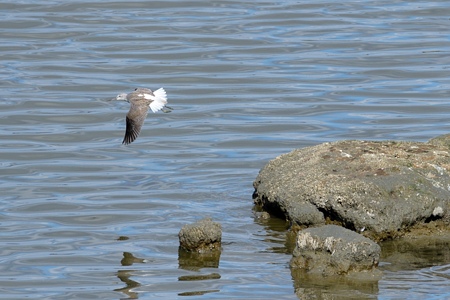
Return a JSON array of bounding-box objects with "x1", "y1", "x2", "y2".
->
[
  {"x1": 179, "y1": 218, "x2": 222, "y2": 253},
  {"x1": 290, "y1": 225, "x2": 381, "y2": 276}
]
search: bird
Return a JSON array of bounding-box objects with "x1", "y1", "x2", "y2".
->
[{"x1": 115, "y1": 87, "x2": 171, "y2": 145}]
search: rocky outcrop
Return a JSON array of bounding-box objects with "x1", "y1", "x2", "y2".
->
[
  {"x1": 290, "y1": 225, "x2": 381, "y2": 276},
  {"x1": 253, "y1": 135, "x2": 450, "y2": 241}
]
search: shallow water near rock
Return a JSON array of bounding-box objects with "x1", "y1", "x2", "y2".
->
[{"x1": 1, "y1": 0, "x2": 450, "y2": 299}]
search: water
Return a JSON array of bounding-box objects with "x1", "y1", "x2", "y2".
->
[{"x1": 1, "y1": 0, "x2": 450, "y2": 299}]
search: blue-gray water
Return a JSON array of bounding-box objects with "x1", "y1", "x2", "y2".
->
[{"x1": 1, "y1": 0, "x2": 450, "y2": 299}]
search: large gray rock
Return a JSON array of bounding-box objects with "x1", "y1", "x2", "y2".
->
[
  {"x1": 290, "y1": 225, "x2": 381, "y2": 276},
  {"x1": 253, "y1": 136, "x2": 450, "y2": 240}
]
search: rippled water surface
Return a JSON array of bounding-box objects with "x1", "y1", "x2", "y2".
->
[{"x1": 2, "y1": 0, "x2": 450, "y2": 299}]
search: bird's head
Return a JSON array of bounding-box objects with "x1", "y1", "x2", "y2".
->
[{"x1": 115, "y1": 93, "x2": 128, "y2": 102}]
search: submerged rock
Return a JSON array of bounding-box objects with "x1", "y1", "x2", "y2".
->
[
  {"x1": 178, "y1": 218, "x2": 222, "y2": 253},
  {"x1": 253, "y1": 136, "x2": 450, "y2": 241},
  {"x1": 290, "y1": 225, "x2": 381, "y2": 276}
]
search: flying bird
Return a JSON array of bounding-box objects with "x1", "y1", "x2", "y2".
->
[{"x1": 115, "y1": 87, "x2": 171, "y2": 145}]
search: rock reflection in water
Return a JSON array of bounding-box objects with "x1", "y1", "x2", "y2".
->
[
  {"x1": 178, "y1": 247, "x2": 221, "y2": 271},
  {"x1": 177, "y1": 247, "x2": 222, "y2": 296},
  {"x1": 292, "y1": 269, "x2": 380, "y2": 300}
]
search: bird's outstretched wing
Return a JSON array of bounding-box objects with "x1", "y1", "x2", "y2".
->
[{"x1": 123, "y1": 102, "x2": 150, "y2": 145}]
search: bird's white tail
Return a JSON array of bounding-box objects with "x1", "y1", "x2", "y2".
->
[{"x1": 149, "y1": 88, "x2": 168, "y2": 113}]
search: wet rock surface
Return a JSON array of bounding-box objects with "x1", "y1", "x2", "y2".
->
[
  {"x1": 178, "y1": 217, "x2": 222, "y2": 253},
  {"x1": 253, "y1": 135, "x2": 450, "y2": 241},
  {"x1": 290, "y1": 225, "x2": 381, "y2": 276}
]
